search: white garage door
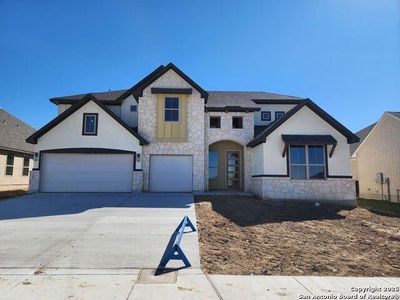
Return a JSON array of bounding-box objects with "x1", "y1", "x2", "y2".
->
[
  {"x1": 150, "y1": 155, "x2": 193, "y2": 192},
  {"x1": 41, "y1": 153, "x2": 133, "y2": 192}
]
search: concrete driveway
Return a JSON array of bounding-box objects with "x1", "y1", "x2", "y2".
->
[{"x1": 0, "y1": 193, "x2": 200, "y2": 270}]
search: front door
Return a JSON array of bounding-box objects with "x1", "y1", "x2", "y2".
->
[
  {"x1": 226, "y1": 151, "x2": 240, "y2": 189},
  {"x1": 209, "y1": 141, "x2": 243, "y2": 190}
]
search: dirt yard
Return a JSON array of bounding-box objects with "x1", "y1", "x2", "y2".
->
[
  {"x1": 194, "y1": 195, "x2": 400, "y2": 276},
  {"x1": 0, "y1": 190, "x2": 27, "y2": 201}
]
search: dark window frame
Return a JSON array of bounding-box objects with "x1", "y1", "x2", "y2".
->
[
  {"x1": 209, "y1": 116, "x2": 221, "y2": 128},
  {"x1": 130, "y1": 105, "x2": 137, "y2": 112},
  {"x1": 22, "y1": 157, "x2": 29, "y2": 176},
  {"x1": 5, "y1": 154, "x2": 14, "y2": 176},
  {"x1": 289, "y1": 145, "x2": 326, "y2": 180},
  {"x1": 275, "y1": 111, "x2": 285, "y2": 120},
  {"x1": 232, "y1": 116, "x2": 243, "y2": 129},
  {"x1": 164, "y1": 97, "x2": 179, "y2": 122},
  {"x1": 82, "y1": 113, "x2": 98, "y2": 136},
  {"x1": 261, "y1": 111, "x2": 271, "y2": 121}
]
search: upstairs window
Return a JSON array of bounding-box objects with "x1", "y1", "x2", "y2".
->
[
  {"x1": 5, "y1": 154, "x2": 14, "y2": 176},
  {"x1": 22, "y1": 157, "x2": 30, "y2": 176},
  {"x1": 261, "y1": 111, "x2": 271, "y2": 121},
  {"x1": 210, "y1": 116, "x2": 221, "y2": 128},
  {"x1": 275, "y1": 111, "x2": 285, "y2": 120},
  {"x1": 82, "y1": 113, "x2": 98, "y2": 135},
  {"x1": 232, "y1": 117, "x2": 243, "y2": 129},
  {"x1": 164, "y1": 97, "x2": 179, "y2": 122},
  {"x1": 130, "y1": 105, "x2": 137, "y2": 112},
  {"x1": 289, "y1": 145, "x2": 326, "y2": 180}
]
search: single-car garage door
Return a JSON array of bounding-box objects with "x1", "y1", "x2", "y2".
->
[
  {"x1": 150, "y1": 155, "x2": 192, "y2": 192},
  {"x1": 41, "y1": 153, "x2": 133, "y2": 192}
]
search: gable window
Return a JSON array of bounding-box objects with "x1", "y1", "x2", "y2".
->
[
  {"x1": 289, "y1": 145, "x2": 325, "y2": 180},
  {"x1": 130, "y1": 105, "x2": 137, "y2": 112},
  {"x1": 82, "y1": 113, "x2": 98, "y2": 135},
  {"x1": 5, "y1": 154, "x2": 14, "y2": 176},
  {"x1": 164, "y1": 97, "x2": 179, "y2": 122},
  {"x1": 275, "y1": 111, "x2": 285, "y2": 120},
  {"x1": 232, "y1": 117, "x2": 243, "y2": 129},
  {"x1": 210, "y1": 116, "x2": 221, "y2": 128},
  {"x1": 22, "y1": 157, "x2": 30, "y2": 176},
  {"x1": 261, "y1": 111, "x2": 271, "y2": 121}
]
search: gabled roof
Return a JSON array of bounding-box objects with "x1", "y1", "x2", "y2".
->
[
  {"x1": 0, "y1": 109, "x2": 35, "y2": 154},
  {"x1": 247, "y1": 99, "x2": 360, "y2": 148},
  {"x1": 26, "y1": 94, "x2": 149, "y2": 145},
  {"x1": 116, "y1": 63, "x2": 209, "y2": 102},
  {"x1": 351, "y1": 111, "x2": 400, "y2": 157}
]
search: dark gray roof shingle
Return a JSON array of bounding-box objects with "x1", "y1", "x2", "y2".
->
[
  {"x1": 0, "y1": 109, "x2": 35, "y2": 153},
  {"x1": 206, "y1": 91, "x2": 303, "y2": 108},
  {"x1": 50, "y1": 89, "x2": 304, "y2": 108}
]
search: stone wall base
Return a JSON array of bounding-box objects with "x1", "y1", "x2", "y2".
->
[
  {"x1": 250, "y1": 177, "x2": 356, "y2": 204},
  {"x1": 28, "y1": 170, "x2": 40, "y2": 193},
  {"x1": 132, "y1": 171, "x2": 143, "y2": 192}
]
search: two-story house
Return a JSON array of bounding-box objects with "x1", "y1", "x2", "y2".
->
[{"x1": 27, "y1": 63, "x2": 359, "y2": 203}]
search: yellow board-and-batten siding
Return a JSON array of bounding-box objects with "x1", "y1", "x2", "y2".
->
[{"x1": 156, "y1": 94, "x2": 187, "y2": 142}]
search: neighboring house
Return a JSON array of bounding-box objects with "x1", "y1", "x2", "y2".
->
[
  {"x1": 26, "y1": 63, "x2": 359, "y2": 203},
  {"x1": 351, "y1": 112, "x2": 400, "y2": 201},
  {"x1": 0, "y1": 109, "x2": 35, "y2": 191}
]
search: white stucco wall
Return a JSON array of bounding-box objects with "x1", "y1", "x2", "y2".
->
[
  {"x1": 138, "y1": 69, "x2": 205, "y2": 191},
  {"x1": 58, "y1": 104, "x2": 72, "y2": 115},
  {"x1": 252, "y1": 144, "x2": 264, "y2": 175},
  {"x1": 120, "y1": 95, "x2": 138, "y2": 127},
  {"x1": 106, "y1": 105, "x2": 121, "y2": 117},
  {"x1": 254, "y1": 106, "x2": 352, "y2": 177},
  {"x1": 34, "y1": 101, "x2": 142, "y2": 169},
  {"x1": 254, "y1": 104, "x2": 297, "y2": 126}
]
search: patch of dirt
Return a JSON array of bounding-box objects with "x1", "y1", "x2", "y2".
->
[
  {"x1": 194, "y1": 195, "x2": 400, "y2": 276},
  {"x1": 0, "y1": 190, "x2": 27, "y2": 201}
]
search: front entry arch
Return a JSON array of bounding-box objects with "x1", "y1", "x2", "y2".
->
[{"x1": 209, "y1": 140, "x2": 243, "y2": 190}]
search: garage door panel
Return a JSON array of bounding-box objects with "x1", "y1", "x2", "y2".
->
[
  {"x1": 41, "y1": 153, "x2": 133, "y2": 192},
  {"x1": 150, "y1": 155, "x2": 192, "y2": 192}
]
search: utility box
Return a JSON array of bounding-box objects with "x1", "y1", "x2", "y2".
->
[{"x1": 375, "y1": 172, "x2": 384, "y2": 184}]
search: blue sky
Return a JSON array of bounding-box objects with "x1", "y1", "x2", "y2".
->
[{"x1": 0, "y1": 0, "x2": 399, "y2": 131}]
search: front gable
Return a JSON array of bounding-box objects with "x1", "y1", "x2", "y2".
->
[{"x1": 27, "y1": 96, "x2": 148, "y2": 151}]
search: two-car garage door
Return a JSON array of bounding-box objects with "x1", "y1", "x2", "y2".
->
[
  {"x1": 41, "y1": 153, "x2": 133, "y2": 192},
  {"x1": 40, "y1": 153, "x2": 193, "y2": 192}
]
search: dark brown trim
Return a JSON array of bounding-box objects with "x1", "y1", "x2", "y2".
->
[
  {"x1": 151, "y1": 88, "x2": 192, "y2": 95},
  {"x1": 41, "y1": 148, "x2": 135, "y2": 154},
  {"x1": 26, "y1": 94, "x2": 149, "y2": 145},
  {"x1": 50, "y1": 99, "x2": 122, "y2": 105},
  {"x1": 252, "y1": 99, "x2": 304, "y2": 105},
  {"x1": 247, "y1": 99, "x2": 360, "y2": 147},
  {"x1": 82, "y1": 113, "x2": 98, "y2": 136},
  {"x1": 116, "y1": 63, "x2": 208, "y2": 103},
  {"x1": 325, "y1": 144, "x2": 329, "y2": 178},
  {"x1": 206, "y1": 106, "x2": 260, "y2": 112}
]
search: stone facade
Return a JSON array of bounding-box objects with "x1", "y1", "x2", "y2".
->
[
  {"x1": 132, "y1": 171, "x2": 143, "y2": 192},
  {"x1": 205, "y1": 111, "x2": 254, "y2": 191},
  {"x1": 139, "y1": 70, "x2": 205, "y2": 191},
  {"x1": 250, "y1": 177, "x2": 356, "y2": 204}
]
